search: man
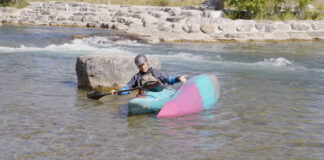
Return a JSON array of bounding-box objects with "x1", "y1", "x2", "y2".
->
[{"x1": 111, "y1": 54, "x2": 187, "y2": 95}]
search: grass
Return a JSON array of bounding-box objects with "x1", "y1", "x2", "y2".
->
[{"x1": 26, "y1": 0, "x2": 206, "y2": 6}]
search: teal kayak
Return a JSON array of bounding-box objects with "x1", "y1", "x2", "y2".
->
[{"x1": 128, "y1": 87, "x2": 176, "y2": 115}]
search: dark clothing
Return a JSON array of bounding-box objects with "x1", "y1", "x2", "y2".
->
[{"x1": 119, "y1": 67, "x2": 179, "y2": 95}]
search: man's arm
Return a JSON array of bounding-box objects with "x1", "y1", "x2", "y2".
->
[
  {"x1": 111, "y1": 74, "x2": 138, "y2": 95},
  {"x1": 152, "y1": 68, "x2": 187, "y2": 85}
]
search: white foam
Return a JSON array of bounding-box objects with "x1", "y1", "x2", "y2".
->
[
  {"x1": 0, "y1": 36, "x2": 137, "y2": 55},
  {"x1": 255, "y1": 57, "x2": 294, "y2": 67},
  {"x1": 157, "y1": 52, "x2": 222, "y2": 62},
  {"x1": 158, "y1": 52, "x2": 319, "y2": 73}
]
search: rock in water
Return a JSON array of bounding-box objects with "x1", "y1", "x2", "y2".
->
[{"x1": 76, "y1": 54, "x2": 161, "y2": 90}]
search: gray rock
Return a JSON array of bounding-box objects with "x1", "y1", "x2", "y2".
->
[
  {"x1": 170, "y1": 23, "x2": 184, "y2": 33},
  {"x1": 76, "y1": 54, "x2": 161, "y2": 90},
  {"x1": 56, "y1": 7, "x2": 67, "y2": 11},
  {"x1": 142, "y1": 14, "x2": 158, "y2": 27},
  {"x1": 182, "y1": 25, "x2": 190, "y2": 33},
  {"x1": 224, "y1": 33, "x2": 248, "y2": 39},
  {"x1": 307, "y1": 31, "x2": 324, "y2": 38},
  {"x1": 86, "y1": 22, "x2": 97, "y2": 28},
  {"x1": 189, "y1": 24, "x2": 201, "y2": 33},
  {"x1": 291, "y1": 22, "x2": 311, "y2": 31},
  {"x1": 288, "y1": 32, "x2": 311, "y2": 39},
  {"x1": 272, "y1": 32, "x2": 290, "y2": 39},
  {"x1": 57, "y1": 16, "x2": 67, "y2": 21},
  {"x1": 73, "y1": 22, "x2": 87, "y2": 27},
  {"x1": 168, "y1": 8, "x2": 181, "y2": 16},
  {"x1": 180, "y1": 11, "x2": 195, "y2": 17},
  {"x1": 100, "y1": 23, "x2": 109, "y2": 28},
  {"x1": 84, "y1": 12, "x2": 96, "y2": 16},
  {"x1": 69, "y1": 15, "x2": 83, "y2": 21},
  {"x1": 40, "y1": 10, "x2": 50, "y2": 15},
  {"x1": 218, "y1": 22, "x2": 236, "y2": 32},
  {"x1": 255, "y1": 21, "x2": 276, "y2": 32},
  {"x1": 124, "y1": 17, "x2": 140, "y2": 26},
  {"x1": 148, "y1": 11, "x2": 163, "y2": 18},
  {"x1": 201, "y1": 24, "x2": 215, "y2": 34},
  {"x1": 166, "y1": 16, "x2": 186, "y2": 23},
  {"x1": 132, "y1": 14, "x2": 141, "y2": 19},
  {"x1": 204, "y1": 11, "x2": 224, "y2": 19},
  {"x1": 185, "y1": 17, "x2": 201, "y2": 25},
  {"x1": 276, "y1": 22, "x2": 291, "y2": 31},
  {"x1": 112, "y1": 23, "x2": 129, "y2": 30},
  {"x1": 158, "y1": 22, "x2": 171, "y2": 31},
  {"x1": 312, "y1": 23, "x2": 324, "y2": 31},
  {"x1": 115, "y1": 10, "x2": 126, "y2": 17},
  {"x1": 49, "y1": 21, "x2": 59, "y2": 26},
  {"x1": 82, "y1": 16, "x2": 95, "y2": 22},
  {"x1": 236, "y1": 22, "x2": 254, "y2": 32}
]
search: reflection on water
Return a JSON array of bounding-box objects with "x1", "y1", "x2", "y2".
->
[{"x1": 0, "y1": 25, "x2": 323, "y2": 159}]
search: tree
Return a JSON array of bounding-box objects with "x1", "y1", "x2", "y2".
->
[
  {"x1": 225, "y1": 0, "x2": 270, "y2": 18},
  {"x1": 0, "y1": 0, "x2": 12, "y2": 6}
]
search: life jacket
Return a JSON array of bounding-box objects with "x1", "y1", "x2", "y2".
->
[{"x1": 137, "y1": 67, "x2": 164, "y2": 94}]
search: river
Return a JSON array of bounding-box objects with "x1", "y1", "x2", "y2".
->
[{"x1": 0, "y1": 25, "x2": 323, "y2": 159}]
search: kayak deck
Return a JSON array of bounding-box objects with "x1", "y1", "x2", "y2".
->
[{"x1": 128, "y1": 87, "x2": 175, "y2": 115}]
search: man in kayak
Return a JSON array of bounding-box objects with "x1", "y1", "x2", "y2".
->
[{"x1": 111, "y1": 54, "x2": 187, "y2": 95}]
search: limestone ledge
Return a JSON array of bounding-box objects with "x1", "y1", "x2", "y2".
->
[{"x1": 1, "y1": 2, "x2": 324, "y2": 43}]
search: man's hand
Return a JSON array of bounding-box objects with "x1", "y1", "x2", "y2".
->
[
  {"x1": 179, "y1": 75, "x2": 187, "y2": 82},
  {"x1": 110, "y1": 89, "x2": 116, "y2": 95}
]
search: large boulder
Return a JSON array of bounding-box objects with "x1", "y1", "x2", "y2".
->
[{"x1": 76, "y1": 54, "x2": 161, "y2": 91}]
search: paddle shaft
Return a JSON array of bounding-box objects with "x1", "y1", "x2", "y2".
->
[
  {"x1": 87, "y1": 81, "x2": 161, "y2": 100},
  {"x1": 103, "y1": 87, "x2": 140, "y2": 96}
]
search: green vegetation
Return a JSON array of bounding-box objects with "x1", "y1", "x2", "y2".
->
[
  {"x1": 224, "y1": 0, "x2": 324, "y2": 20},
  {"x1": 0, "y1": 0, "x2": 28, "y2": 8}
]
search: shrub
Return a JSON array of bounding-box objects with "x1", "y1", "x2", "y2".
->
[
  {"x1": 223, "y1": 0, "x2": 322, "y2": 20},
  {"x1": 0, "y1": 0, "x2": 28, "y2": 8}
]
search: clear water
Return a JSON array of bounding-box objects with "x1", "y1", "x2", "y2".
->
[{"x1": 0, "y1": 25, "x2": 323, "y2": 159}]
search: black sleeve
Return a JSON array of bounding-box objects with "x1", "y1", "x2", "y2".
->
[
  {"x1": 126, "y1": 74, "x2": 139, "y2": 89},
  {"x1": 152, "y1": 68, "x2": 169, "y2": 84}
]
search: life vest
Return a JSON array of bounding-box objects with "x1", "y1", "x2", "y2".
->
[{"x1": 137, "y1": 67, "x2": 164, "y2": 94}]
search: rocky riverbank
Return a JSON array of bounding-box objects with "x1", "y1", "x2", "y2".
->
[{"x1": 1, "y1": 1, "x2": 324, "y2": 43}]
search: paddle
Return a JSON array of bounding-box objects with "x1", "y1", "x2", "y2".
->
[{"x1": 87, "y1": 81, "x2": 161, "y2": 100}]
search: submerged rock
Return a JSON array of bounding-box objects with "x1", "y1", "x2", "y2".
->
[{"x1": 76, "y1": 54, "x2": 161, "y2": 90}]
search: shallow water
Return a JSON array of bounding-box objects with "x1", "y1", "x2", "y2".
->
[{"x1": 0, "y1": 25, "x2": 323, "y2": 159}]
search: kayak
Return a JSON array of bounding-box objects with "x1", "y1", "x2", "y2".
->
[
  {"x1": 128, "y1": 86, "x2": 175, "y2": 115},
  {"x1": 157, "y1": 74, "x2": 220, "y2": 118}
]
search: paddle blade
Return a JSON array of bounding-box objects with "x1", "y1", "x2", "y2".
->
[{"x1": 87, "y1": 90, "x2": 110, "y2": 100}]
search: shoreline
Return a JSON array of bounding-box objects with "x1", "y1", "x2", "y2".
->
[{"x1": 1, "y1": 2, "x2": 324, "y2": 43}]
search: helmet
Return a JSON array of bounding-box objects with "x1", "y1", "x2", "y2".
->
[{"x1": 134, "y1": 54, "x2": 148, "y2": 66}]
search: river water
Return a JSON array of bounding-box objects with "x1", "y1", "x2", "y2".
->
[{"x1": 0, "y1": 25, "x2": 323, "y2": 159}]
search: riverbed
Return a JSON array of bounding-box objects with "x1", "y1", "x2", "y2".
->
[{"x1": 0, "y1": 25, "x2": 323, "y2": 159}]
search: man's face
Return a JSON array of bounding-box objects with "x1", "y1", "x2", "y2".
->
[{"x1": 137, "y1": 62, "x2": 149, "y2": 73}]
